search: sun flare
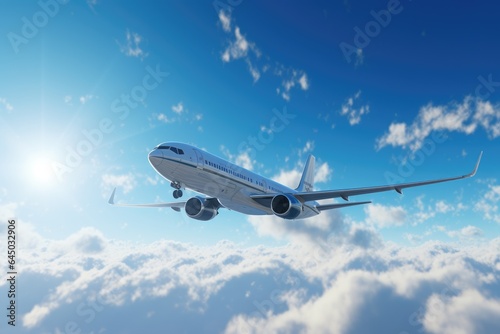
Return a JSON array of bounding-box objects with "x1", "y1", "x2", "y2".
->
[{"x1": 31, "y1": 156, "x2": 56, "y2": 186}]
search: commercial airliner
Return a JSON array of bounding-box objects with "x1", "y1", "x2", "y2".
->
[{"x1": 108, "y1": 142, "x2": 482, "y2": 221}]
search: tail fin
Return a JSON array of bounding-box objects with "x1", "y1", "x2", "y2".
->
[{"x1": 296, "y1": 155, "x2": 315, "y2": 192}]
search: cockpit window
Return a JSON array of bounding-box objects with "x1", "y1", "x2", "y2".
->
[{"x1": 157, "y1": 145, "x2": 184, "y2": 155}]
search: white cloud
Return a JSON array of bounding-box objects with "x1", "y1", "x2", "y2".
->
[
  {"x1": 79, "y1": 94, "x2": 96, "y2": 104},
  {"x1": 299, "y1": 73, "x2": 309, "y2": 90},
  {"x1": 355, "y1": 48, "x2": 364, "y2": 66},
  {"x1": 157, "y1": 113, "x2": 175, "y2": 123},
  {"x1": 171, "y1": 102, "x2": 184, "y2": 114},
  {"x1": 365, "y1": 203, "x2": 406, "y2": 228},
  {"x1": 9, "y1": 220, "x2": 500, "y2": 333},
  {"x1": 246, "y1": 58, "x2": 260, "y2": 82},
  {"x1": 315, "y1": 162, "x2": 332, "y2": 183},
  {"x1": 101, "y1": 173, "x2": 137, "y2": 194},
  {"x1": 475, "y1": 183, "x2": 500, "y2": 223},
  {"x1": 340, "y1": 90, "x2": 370, "y2": 125},
  {"x1": 272, "y1": 169, "x2": 302, "y2": 189},
  {"x1": 278, "y1": 70, "x2": 309, "y2": 101},
  {"x1": 119, "y1": 30, "x2": 148, "y2": 59},
  {"x1": 0, "y1": 202, "x2": 19, "y2": 220},
  {"x1": 423, "y1": 289, "x2": 500, "y2": 334},
  {"x1": 377, "y1": 97, "x2": 500, "y2": 151},
  {"x1": 248, "y1": 209, "x2": 380, "y2": 251},
  {"x1": 235, "y1": 151, "x2": 254, "y2": 170},
  {"x1": 0, "y1": 97, "x2": 13, "y2": 112},
  {"x1": 271, "y1": 161, "x2": 331, "y2": 189},
  {"x1": 154, "y1": 102, "x2": 201, "y2": 125},
  {"x1": 302, "y1": 141, "x2": 314, "y2": 154},
  {"x1": 218, "y1": 10, "x2": 231, "y2": 32},
  {"x1": 218, "y1": 11, "x2": 308, "y2": 101},
  {"x1": 225, "y1": 239, "x2": 500, "y2": 334},
  {"x1": 221, "y1": 26, "x2": 257, "y2": 63},
  {"x1": 458, "y1": 225, "x2": 483, "y2": 237},
  {"x1": 220, "y1": 145, "x2": 256, "y2": 171}
]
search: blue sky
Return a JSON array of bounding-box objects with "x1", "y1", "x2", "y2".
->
[{"x1": 1, "y1": 1, "x2": 500, "y2": 333}]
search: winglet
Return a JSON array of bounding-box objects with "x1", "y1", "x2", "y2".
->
[
  {"x1": 108, "y1": 188, "x2": 117, "y2": 205},
  {"x1": 469, "y1": 151, "x2": 483, "y2": 177}
]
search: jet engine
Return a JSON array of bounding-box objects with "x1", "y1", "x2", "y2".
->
[
  {"x1": 185, "y1": 196, "x2": 219, "y2": 221},
  {"x1": 271, "y1": 194, "x2": 302, "y2": 219}
]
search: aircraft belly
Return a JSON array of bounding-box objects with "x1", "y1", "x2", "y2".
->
[{"x1": 218, "y1": 197, "x2": 269, "y2": 215}]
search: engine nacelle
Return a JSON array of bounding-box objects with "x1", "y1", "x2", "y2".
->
[
  {"x1": 271, "y1": 194, "x2": 302, "y2": 219},
  {"x1": 185, "y1": 196, "x2": 219, "y2": 221}
]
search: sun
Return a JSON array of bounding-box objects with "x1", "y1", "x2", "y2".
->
[{"x1": 31, "y1": 156, "x2": 57, "y2": 187}]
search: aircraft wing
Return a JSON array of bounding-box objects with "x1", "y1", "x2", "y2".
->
[
  {"x1": 251, "y1": 151, "x2": 482, "y2": 203},
  {"x1": 108, "y1": 188, "x2": 186, "y2": 212}
]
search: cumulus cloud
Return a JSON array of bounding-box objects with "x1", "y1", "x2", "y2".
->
[
  {"x1": 377, "y1": 97, "x2": 500, "y2": 151},
  {"x1": 172, "y1": 102, "x2": 184, "y2": 114},
  {"x1": 101, "y1": 173, "x2": 137, "y2": 194},
  {"x1": 157, "y1": 113, "x2": 175, "y2": 123},
  {"x1": 248, "y1": 209, "x2": 381, "y2": 252},
  {"x1": 221, "y1": 26, "x2": 259, "y2": 63},
  {"x1": 220, "y1": 145, "x2": 255, "y2": 171},
  {"x1": 278, "y1": 71, "x2": 309, "y2": 101},
  {"x1": 218, "y1": 10, "x2": 231, "y2": 32},
  {"x1": 2, "y1": 220, "x2": 498, "y2": 334},
  {"x1": 340, "y1": 90, "x2": 370, "y2": 125},
  {"x1": 119, "y1": 30, "x2": 148, "y2": 59},
  {"x1": 475, "y1": 183, "x2": 500, "y2": 223},
  {"x1": 365, "y1": 203, "x2": 406, "y2": 228},
  {"x1": 0, "y1": 201, "x2": 20, "y2": 222},
  {"x1": 423, "y1": 289, "x2": 500, "y2": 334},
  {"x1": 218, "y1": 11, "x2": 309, "y2": 101},
  {"x1": 153, "y1": 102, "x2": 201, "y2": 126},
  {"x1": 447, "y1": 225, "x2": 484, "y2": 239},
  {"x1": 270, "y1": 156, "x2": 331, "y2": 190}
]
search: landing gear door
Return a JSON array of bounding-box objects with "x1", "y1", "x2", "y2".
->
[{"x1": 194, "y1": 149, "x2": 204, "y2": 169}]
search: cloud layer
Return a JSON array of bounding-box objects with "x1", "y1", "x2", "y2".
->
[{"x1": 2, "y1": 214, "x2": 498, "y2": 334}]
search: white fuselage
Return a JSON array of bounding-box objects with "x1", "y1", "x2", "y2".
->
[{"x1": 148, "y1": 142, "x2": 318, "y2": 218}]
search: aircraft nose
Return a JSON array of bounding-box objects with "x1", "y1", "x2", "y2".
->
[{"x1": 148, "y1": 149, "x2": 163, "y2": 167}]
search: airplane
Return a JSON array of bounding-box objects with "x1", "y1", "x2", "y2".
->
[{"x1": 108, "y1": 142, "x2": 482, "y2": 221}]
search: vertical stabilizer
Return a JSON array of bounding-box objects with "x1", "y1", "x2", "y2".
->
[{"x1": 296, "y1": 155, "x2": 315, "y2": 192}]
